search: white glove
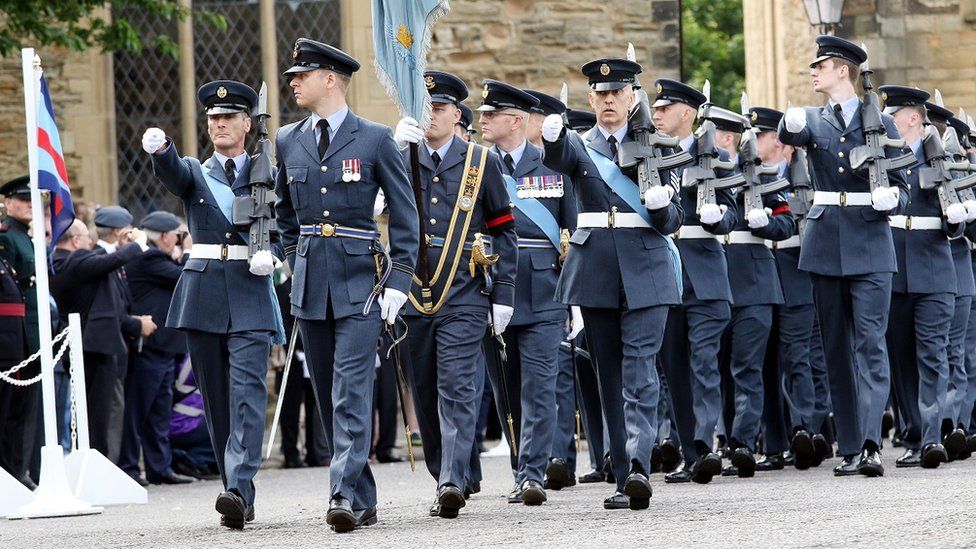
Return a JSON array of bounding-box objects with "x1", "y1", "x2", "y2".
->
[
  {"x1": 946, "y1": 202, "x2": 969, "y2": 225},
  {"x1": 784, "y1": 107, "x2": 807, "y2": 133},
  {"x1": 699, "y1": 203, "x2": 727, "y2": 225},
  {"x1": 644, "y1": 185, "x2": 674, "y2": 211},
  {"x1": 249, "y1": 250, "x2": 276, "y2": 276},
  {"x1": 379, "y1": 288, "x2": 408, "y2": 325},
  {"x1": 491, "y1": 304, "x2": 515, "y2": 335},
  {"x1": 871, "y1": 187, "x2": 899, "y2": 212},
  {"x1": 373, "y1": 189, "x2": 386, "y2": 218},
  {"x1": 963, "y1": 199, "x2": 976, "y2": 222},
  {"x1": 566, "y1": 306, "x2": 584, "y2": 341},
  {"x1": 747, "y1": 207, "x2": 771, "y2": 229},
  {"x1": 542, "y1": 114, "x2": 564, "y2": 142},
  {"x1": 394, "y1": 117, "x2": 424, "y2": 149},
  {"x1": 142, "y1": 128, "x2": 166, "y2": 154}
]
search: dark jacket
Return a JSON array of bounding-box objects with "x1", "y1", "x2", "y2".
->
[{"x1": 126, "y1": 246, "x2": 187, "y2": 352}]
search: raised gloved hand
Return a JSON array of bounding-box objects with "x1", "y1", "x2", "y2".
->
[
  {"x1": 379, "y1": 288, "x2": 408, "y2": 325},
  {"x1": 699, "y1": 203, "x2": 727, "y2": 225},
  {"x1": 491, "y1": 304, "x2": 515, "y2": 335},
  {"x1": 644, "y1": 185, "x2": 674, "y2": 211},
  {"x1": 747, "y1": 207, "x2": 771, "y2": 229},
  {"x1": 962, "y1": 199, "x2": 976, "y2": 222},
  {"x1": 784, "y1": 107, "x2": 807, "y2": 133},
  {"x1": 142, "y1": 128, "x2": 166, "y2": 154},
  {"x1": 249, "y1": 249, "x2": 276, "y2": 276},
  {"x1": 394, "y1": 117, "x2": 424, "y2": 149},
  {"x1": 566, "y1": 306, "x2": 584, "y2": 341},
  {"x1": 542, "y1": 114, "x2": 564, "y2": 142},
  {"x1": 946, "y1": 202, "x2": 969, "y2": 225},
  {"x1": 871, "y1": 187, "x2": 899, "y2": 212}
]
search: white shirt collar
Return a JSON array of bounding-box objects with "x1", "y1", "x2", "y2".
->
[
  {"x1": 597, "y1": 124, "x2": 628, "y2": 145},
  {"x1": 212, "y1": 151, "x2": 247, "y2": 179},
  {"x1": 496, "y1": 139, "x2": 528, "y2": 170},
  {"x1": 96, "y1": 240, "x2": 116, "y2": 253},
  {"x1": 425, "y1": 138, "x2": 454, "y2": 163},
  {"x1": 679, "y1": 134, "x2": 696, "y2": 152},
  {"x1": 310, "y1": 106, "x2": 349, "y2": 141},
  {"x1": 909, "y1": 139, "x2": 922, "y2": 158}
]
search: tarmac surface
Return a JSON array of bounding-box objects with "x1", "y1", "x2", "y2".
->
[{"x1": 2, "y1": 445, "x2": 975, "y2": 548}]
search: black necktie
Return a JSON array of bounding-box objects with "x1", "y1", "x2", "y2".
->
[
  {"x1": 832, "y1": 103, "x2": 846, "y2": 130},
  {"x1": 224, "y1": 158, "x2": 236, "y2": 185},
  {"x1": 504, "y1": 153, "x2": 515, "y2": 175},
  {"x1": 608, "y1": 135, "x2": 618, "y2": 159},
  {"x1": 317, "y1": 119, "x2": 330, "y2": 158},
  {"x1": 431, "y1": 151, "x2": 441, "y2": 167}
]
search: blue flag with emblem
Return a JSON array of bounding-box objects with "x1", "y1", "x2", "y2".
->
[
  {"x1": 372, "y1": 0, "x2": 451, "y2": 130},
  {"x1": 585, "y1": 147, "x2": 683, "y2": 295},
  {"x1": 502, "y1": 174, "x2": 561, "y2": 249}
]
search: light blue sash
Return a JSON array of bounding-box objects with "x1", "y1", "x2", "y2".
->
[
  {"x1": 502, "y1": 174, "x2": 561, "y2": 249},
  {"x1": 192, "y1": 158, "x2": 286, "y2": 345},
  {"x1": 584, "y1": 147, "x2": 683, "y2": 295}
]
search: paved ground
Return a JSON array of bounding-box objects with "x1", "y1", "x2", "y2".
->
[{"x1": 2, "y1": 446, "x2": 976, "y2": 548}]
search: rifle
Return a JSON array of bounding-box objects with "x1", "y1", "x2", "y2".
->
[
  {"x1": 617, "y1": 89, "x2": 693, "y2": 202},
  {"x1": 738, "y1": 92, "x2": 791, "y2": 213},
  {"x1": 919, "y1": 124, "x2": 976, "y2": 213},
  {"x1": 232, "y1": 82, "x2": 276, "y2": 257},
  {"x1": 788, "y1": 147, "x2": 814, "y2": 240},
  {"x1": 680, "y1": 80, "x2": 746, "y2": 214},
  {"x1": 943, "y1": 115, "x2": 976, "y2": 203},
  {"x1": 848, "y1": 44, "x2": 916, "y2": 191}
]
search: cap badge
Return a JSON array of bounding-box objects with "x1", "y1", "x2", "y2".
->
[
  {"x1": 750, "y1": 111, "x2": 758, "y2": 121},
  {"x1": 425, "y1": 75, "x2": 435, "y2": 90},
  {"x1": 482, "y1": 84, "x2": 490, "y2": 98},
  {"x1": 656, "y1": 82, "x2": 663, "y2": 94},
  {"x1": 293, "y1": 42, "x2": 299, "y2": 59},
  {"x1": 881, "y1": 91, "x2": 888, "y2": 102},
  {"x1": 216, "y1": 86, "x2": 228, "y2": 99},
  {"x1": 397, "y1": 24, "x2": 414, "y2": 49},
  {"x1": 599, "y1": 63, "x2": 611, "y2": 76}
]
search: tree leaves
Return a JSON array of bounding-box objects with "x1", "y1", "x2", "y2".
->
[{"x1": 682, "y1": 0, "x2": 745, "y2": 111}]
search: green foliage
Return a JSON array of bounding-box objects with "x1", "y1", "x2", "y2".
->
[
  {"x1": 682, "y1": 0, "x2": 745, "y2": 112},
  {"x1": 0, "y1": 0, "x2": 226, "y2": 58}
]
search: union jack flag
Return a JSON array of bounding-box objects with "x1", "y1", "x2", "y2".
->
[{"x1": 36, "y1": 74, "x2": 75, "y2": 250}]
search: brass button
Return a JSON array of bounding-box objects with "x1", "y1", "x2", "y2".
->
[
  {"x1": 198, "y1": 198, "x2": 204, "y2": 204},
  {"x1": 225, "y1": 232, "x2": 232, "y2": 238},
  {"x1": 430, "y1": 218, "x2": 437, "y2": 225},
  {"x1": 838, "y1": 152, "x2": 844, "y2": 158},
  {"x1": 433, "y1": 176, "x2": 440, "y2": 183},
  {"x1": 839, "y1": 137, "x2": 846, "y2": 143},
  {"x1": 813, "y1": 143, "x2": 818, "y2": 148},
  {"x1": 431, "y1": 197, "x2": 438, "y2": 204},
  {"x1": 907, "y1": 169, "x2": 912, "y2": 175},
  {"x1": 320, "y1": 187, "x2": 327, "y2": 194},
  {"x1": 323, "y1": 210, "x2": 330, "y2": 217},
  {"x1": 583, "y1": 170, "x2": 588, "y2": 176},
  {"x1": 289, "y1": 176, "x2": 294, "y2": 182},
  {"x1": 320, "y1": 165, "x2": 328, "y2": 173},
  {"x1": 838, "y1": 167, "x2": 845, "y2": 173}
]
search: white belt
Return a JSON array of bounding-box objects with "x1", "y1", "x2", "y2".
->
[
  {"x1": 766, "y1": 235, "x2": 801, "y2": 249},
  {"x1": 812, "y1": 191, "x2": 872, "y2": 206},
  {"x1": 722, "y1": 231, "x2": 766, "y2": 245},
  {"x1": 673, "y1": 225, "x2": 716, "y2": 240},
  {"x1": 189, "y1": 244, "x2": 250, "y2": 261},
  {"x1": 888, "y1": 215, "x2": 943, "y2": 231},
  {"x1": 578, "y1": 211, "x2": 650, "y2": 229}
]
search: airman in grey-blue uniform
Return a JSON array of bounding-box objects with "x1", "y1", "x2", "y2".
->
[{"x1": 274, "y1": 38, "x2": 419, "y2": 533}]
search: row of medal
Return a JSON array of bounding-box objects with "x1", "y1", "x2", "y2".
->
[
  {"x1": 515, "y1": 175, "x2": 565, "y2": 199},
  {"x1": 341, "y1": 158, "x2": 362, "y2": 182}
]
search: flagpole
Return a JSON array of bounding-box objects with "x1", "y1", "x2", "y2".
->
[{"x1": 7, "y1": 47, "x2": 101, "y2": 519}]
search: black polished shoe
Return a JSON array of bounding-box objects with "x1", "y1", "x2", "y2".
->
[
  {"x1": 692, "y1": 453, "x2": 722, "y2": 484},
  {"x1": 811, "y1": 434, "x2": 830, "y2": 467},
  {"x1": 129, "y1": 474, "x2": 150, "y2": 487},
  {"x1": 857, "y1": 449, "x2": 884, "y2": 477},
  {"x1": 327, "y1": 494, "x2": 357, "y2": 533},
  {"x1": 791, "y1": 430, "x2": 815, "y2": 464},
  {"x1": 173, "y1": 460, "x2": 220, "y2": 480},
  {"x1": 428, "y1": 501, "x2": 440, "y2": 517},
  {"x1": 664, "y1": 461, "x2": 692, "y2": 484},
  {"x1": 545, "y1": 458, "x2": 572, "y2": 490},
  {"x1": 968, "y1": 434, "x2": 976, "y2": 454},
  {"x1": 892, "y1": 433, "x2": 904, "y2": 448},
  {"x1": 521, "y1": 480, "x2": 547, "y2": 506},
  {"x1": 282, "y1": 456, "x2": 307, "y2": 469},
  {"x1": 355, "y1": 506, "x2": 377, "y2": 529},
  {"x1": 721, "y1": 465, "x2": 738, "y2": 476},
  {"x1": 895, "y1": 448, "x2": 921, "y2": 468},
  {"x1": 659, "y1": 439, "x2": 681, "y2": 473},
  {"x1": 782, "y1": 450, "x2": 796, "y2": 466},
  {"x1": 602, "y1": 454, "x2": 615, "y2": 484},
  {"x1": 215, "y1": 490, "x2": 249, "y2": 530},
  {"x1": 375, "y1": 451, "x2": 405, "y2": 464},
  {"x1": 436, "y1": 484, "x2": 465, "y2": 519},
  {"x1": 730, "y1": 448, "x2": 756, "y2": 478},
  {"x1": 833, "y1": 455, "x2": 859, "y2": 476},
  {"x1": 463, "y1": 481, "x2": 480, "y2": 499},
  {"x1": 921, "y1": 443, "x2": 948, "y2": 469},
  {"x1": 603, "y1": 492, "x2": 629, "y2": 510},
  {"x1": 623, "y1": 472, "x2": 652, "y2": 510},
  {"x1": 149, "y1": 471, "x2": 194, "y2": 485},
  {"x1": 755, "y1": 453, "x2": 785, "y2": 472},
  {"x1": 507, "y1": 482, "x2": 523, "y2": 504},
  {"x1": 579, "y1": 469, "x2": 605, "y2": 483},
  {"x1": 943, "y1": 428, "x2": 967, "y2": 459}
]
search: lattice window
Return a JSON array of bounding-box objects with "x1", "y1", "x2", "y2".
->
[
  {"x1": 113, "y1": 8, "x2": 182, "y2": 222},
  {"x1": 275, "y1": 0, "x2": 342, "y2": 125}
]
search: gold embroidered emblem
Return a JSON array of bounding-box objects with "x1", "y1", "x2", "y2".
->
[
  {"x1": 881, "y1": 91, "x2": 888, "y2": 102},
  {"x1": 397, "y1": 24, "x2": 414, "y2": 49},
  {"x1": 425, "y1": 75, "x2": 435, "y2": 90},
  {"x1": 751, "y1": 111, "x2": 758, "y2": 121},
  {"x1": 600, "y1": 63, "x2": 611, "y2": 76},
  {"x1": 292, "y1": 42, "x2": 299, "y2": 59},
  {"x1": 482, "y1": 84, "x2": 490, "y2": 99},
  {"x1": 216, "y1": 86, "x2": 228, "y2": 99},
  {"x1": 656, "y1": 82, "x2": 663, "y2": 94}
]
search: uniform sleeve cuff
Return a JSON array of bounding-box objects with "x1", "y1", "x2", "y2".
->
[{"x1": 491, "y1": 281, "x2": 516, "y2": 306}]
